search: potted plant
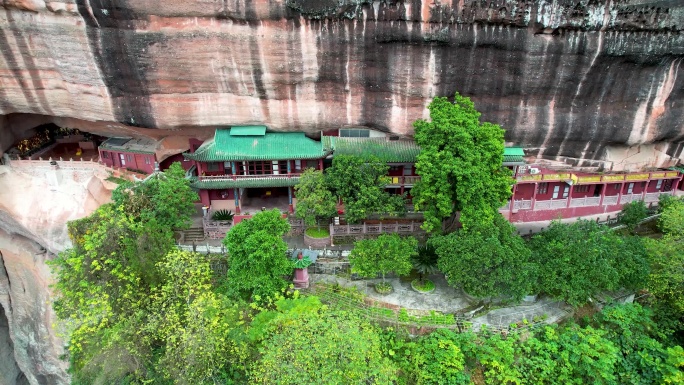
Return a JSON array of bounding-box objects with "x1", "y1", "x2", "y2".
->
[
  {"x1": 211, "y1": 209, "x2": 234, "y2": 223},
  {"x1": 410, "y1": 244, "x2": 439, "y2": 294}
]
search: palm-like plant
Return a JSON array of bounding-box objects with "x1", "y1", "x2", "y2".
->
[{"x1": 412, "y1": 244, "x2": 439, "y2": 284}]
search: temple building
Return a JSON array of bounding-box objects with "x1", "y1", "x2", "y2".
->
[
  {"x1": 184, "y1": 125, "x2": 684, "y2": 223},
  {"x1": 98, "y1": 137, "x2": 159, "y2": 174},
  {"x1": 184, "y1": 126, "x2": 329, "y2": 214}
]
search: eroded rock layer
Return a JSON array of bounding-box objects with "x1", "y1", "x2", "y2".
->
[{"x1": 1, "y1": 1, "x2": 683, "y2": 163}]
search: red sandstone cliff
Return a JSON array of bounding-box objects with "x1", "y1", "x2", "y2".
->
[{"x1": 0, "y1": 1, "x2": 683, "y2": 166}]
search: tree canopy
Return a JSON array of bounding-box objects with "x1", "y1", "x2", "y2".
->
[
  {"x1": 223, "y1": 209, "x2": 293, "y2": 299},
  {"x1": 432, "y1": 215, "x2": 532, "y2": 300},
  {"x1": 111, "y1": 162, "x2": 198, "y2": 230},
  {"x1": 412, "y1": 94, "x2": 514, "y2": 232},
  {"x1": 349, "y1": 234, "x2": 417, "y2": 283},
  {"x1": 619, "y1": 200, "x2": 649, "y2": 232},
  {"x1": 529, "y1": 220, "x2": 649, "y2": 306},
  {"x1": 250, "y1": 296, "x2": 398, "y2": 384},
  {"x1": 294, "y1": 168, "x2": 337, "y2": 228},
  {"x1": 326, "y1": 154, "x2": 405, "y2": 223}
]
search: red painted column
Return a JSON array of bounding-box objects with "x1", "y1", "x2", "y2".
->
[
  {"x1": 508, "y1": 182, "x2": 518, "y2": 221},
  {"x1": 598, "y1": 183, "x2": 607, "y2": 207},
  {"x1": 674, "y1": 175, "x2": 684, "y2": 195},
  {"x1": 565, "y1": 184, "x2": 574, "y2": 208},
  {"x1": 530, "y1": 182, "x2": 538, "y2": 211},
  {"x1": 617, "y1": 182, "x2": 626, "y2": 206},
  {"x1": 318, "y1": 158, "x2": 323, "y2": 171}
]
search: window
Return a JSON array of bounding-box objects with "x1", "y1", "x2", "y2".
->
[
  {"x1": 403, "y1": 165, "x2": 412, "y2": 176},
  {"x1": 656, "y1": 179, "x2": 663, "y2": 190},
  {"x1": 306, "y1": 160, "x2": 318, "y2": 170},
  {"x1": 552, "y1": 185, "x2": 560, "y2": 199},
  {"x1": 101, "y1": 151, "x2": 109, "y2": 159},
  {"x1": 145, "y1": 156, "x2": 151, "y2": 165},
  {"x1": 126, "y1": 154, "x2": 133, "y2": 162},
  {"x1": 206, "y1": 162, "x2": 220, "y2": 172},
  {"x1": 575, "y1": 185, "x2": 589, "y2": 193},
  {"x1": 294, "y1": 160, "x2": 301, "y2": 171},
  {"x1": 614, "y1": 183, "x2": 621, "y2": 191},
  {"x1": 236, "y1": 161, "x2": 289, "y2": 175},
  {"x1": 537, "y1": 183, "x2": 548, "y2": 194},
  {"x1": 224, "y1": 162, "x2": 233, "y2": 174},
  {"x1": 562, "y1": 186, "x2": 569, "y2": 198},
  {"x1": 339, "y1": 128, "x2": 370, "y2": 138},
  {"x1": 627, "y1": 182, "x2": 634, "y2": 194}
]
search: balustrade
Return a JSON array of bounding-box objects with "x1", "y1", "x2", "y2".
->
[
  {"x1": 330, "y1": 222, "x2": 425, "y2": 236},
  {"x1": 602, "y1": 196, "x2": 619, "y2": 205}
]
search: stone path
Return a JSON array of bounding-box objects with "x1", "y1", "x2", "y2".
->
[{"x1": 310, "y1": 273, "x2": 571, "y2": 331}]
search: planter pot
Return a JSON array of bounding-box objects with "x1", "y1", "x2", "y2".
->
[
  {"x1": 304, "y1": 233, "x2": 331, "y2": 248},
  {"x1": 374, "y1": 282, "x2": 393, "y2": 295},
  {"x1": 410, "y1": 279, "x2": 436, "y2": 294}
]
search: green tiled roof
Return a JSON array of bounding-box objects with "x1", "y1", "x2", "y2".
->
[
  {"x1": 230, "y1": 126, "x2": 266, "y2": 136},
  {"x1": 190, "y1": 176, "x2": 300, "y2": 189},
  {"x1": 503, "y1": 147, "x2": 525, "y2": 164},
  {"x1": 322, "y1": 136, "x2": 421, "y2": 163},
  {"x1": 185, "y1": 129, "x2": 327, "y2": 161},
  {"x1": 670, "y1": 165, "x2": 684, "y2": 173}
]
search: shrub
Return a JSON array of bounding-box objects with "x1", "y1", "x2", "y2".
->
[
  {"x1": 619, "y1": 200, "x2": 648, "y2": 231},
  {"x1": 212, "y1": 209, "x2": 234, "y2": 221},
  {"x1": 375, "y1": 281, "x2": 393, "y2": 294}
]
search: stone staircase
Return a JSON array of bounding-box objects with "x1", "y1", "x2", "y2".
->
[{"x1": 183, "y1": 227, "x2": 206, "y2": 242}]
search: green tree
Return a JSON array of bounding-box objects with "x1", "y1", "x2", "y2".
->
[
  {"x1": 412, "y1": 243, "x2": 439, "y2": 284},
  {"x1": 326, "y1": 154, "x2": 405, "y2": 223},
  {"x1": 53, "y1": 204, "x2": 174, "y2": 320},
  {"x1": 518, "y1": 325, "x2": 619, "y2": 385},
  {"x1": 529, "y1": 220, "x2": 649, "y2": 306},
  {"x1": 619, "y1": 200, "x2": 649, "y2": 232},
  {"x1": 411, "y1": 329, "x2": 470, "y2": 385},
  {"x1": 659, "y1": 198, "x2": 684, "y2": 237},
  {"x1": 644, "y1": 236, "x2": 684, "y2": 336},
  {"x1": 250, "y1": 297, "x2": 398, "y2": 384},
  {"x1": 349, "y1": 234, "x2": 417, "y2": 285},
  {"x1": 223, "y1": 209, "x2": 293, "y2": 299},
  {"x1": 591, "y1": 304, "x2": 675, "y2": 384},
  {"x1": 294, "y1": 168, "x2": 337, "y2": 229},
  {"x1": 432, "y1": 215, "x2": 532, "y2": 301},
  {"x1": 145, "y1": 250, "x2": 244, "y2": 384},
  {"x1": 112, "y1": 162, "x2": 198, "y2": 230},
  {"x1": 657, "y1": 194, "x2": 683, "y2": 214},
  {"x1": 412, "y1": 93, "x2": 514, "y2": 232}
]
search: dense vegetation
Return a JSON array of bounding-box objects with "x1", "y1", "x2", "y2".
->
[{"x1": 49, "y1": 95, "x2": 684, "y2": 384}]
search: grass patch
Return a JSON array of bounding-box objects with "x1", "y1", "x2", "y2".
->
[
  {"x1": 106, "y1": 176, "x2": 129, "y2": 184},
  {"x1": 305, "y1": 227, "x2": 330, "y2": 238},
  {"x1": 411, "y1": 279, "x2": 435, "y2": 293}
]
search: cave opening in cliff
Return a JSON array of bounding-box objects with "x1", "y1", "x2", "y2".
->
[
  {"x1": 0, "y1": 303, "x2": 30, "y2": 385},
  {"x1": 5, "y1": 123, "x2": 104, "y2": 162}
]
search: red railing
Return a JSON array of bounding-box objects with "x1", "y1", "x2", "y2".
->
[{"x1": 197, "y1": 173, "x2": 302, "y2": 181}]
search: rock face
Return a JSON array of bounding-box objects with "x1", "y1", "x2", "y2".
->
[
  {"x1": 0, "y1": 0, "x2": 683, "y2": 166},
  {"x1": 0, "y1": 164, "x2": 114, "y2": 385},
  {"x1": 0, "y1": 231, "x2": 68, "y2": 385}
]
